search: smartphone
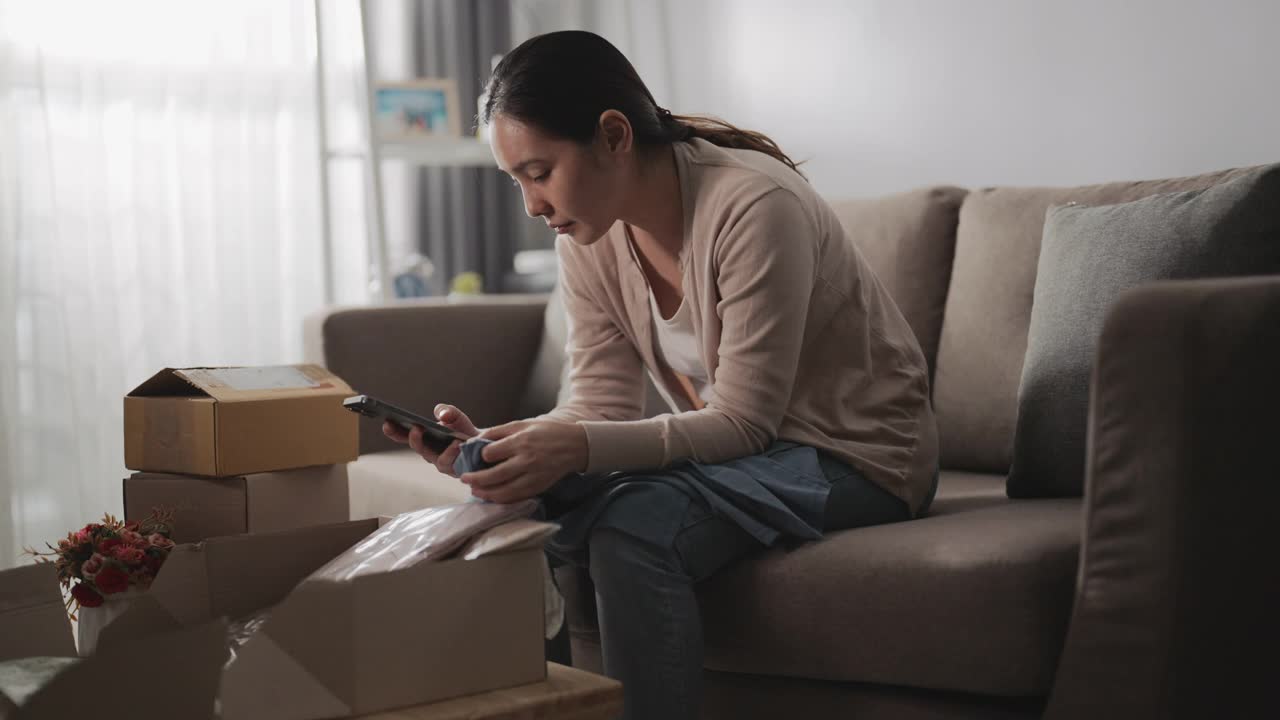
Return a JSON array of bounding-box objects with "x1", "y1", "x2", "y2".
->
[{"x1": 343, "y1": 395, "x2": 471, "y2": 452}]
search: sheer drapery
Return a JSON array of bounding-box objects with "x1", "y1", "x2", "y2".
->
[{"x1": 0, "y1": 1, "x2": 326, "y2": 568}]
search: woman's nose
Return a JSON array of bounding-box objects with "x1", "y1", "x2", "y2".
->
[{"x1": 521, "y1": 188, "x2": 551, "y2": 219}]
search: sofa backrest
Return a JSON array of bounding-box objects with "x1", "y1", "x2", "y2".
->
[
  {"x1": 830, "y1": 186, "x2": 968, "y2": 381},
  {"x1": 518, "y1": 283, "x2": 668, "y2": 420},
  {"x1": 932, "y1": 167, "x2": 1249, "y2": 474}
]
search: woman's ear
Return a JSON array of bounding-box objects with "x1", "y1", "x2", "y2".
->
[{"x1": 596, "y1": 109, "x2": 633, "y2": 157}]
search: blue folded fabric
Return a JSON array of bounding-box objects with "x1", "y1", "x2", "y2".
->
[
  {"x1": 453, "y1": 437, "x2": 496, "y2": 476},
  {"x1": 453, "y1": 438, "x2": 496, "y2": 505},
  {"x1": 454, "y1": 437, "x2": 830, "y2": 560}
]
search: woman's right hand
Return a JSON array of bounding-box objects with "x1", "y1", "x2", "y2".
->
[{"x1": 382, "y1": 404, "x2": 480, "y2": 478}]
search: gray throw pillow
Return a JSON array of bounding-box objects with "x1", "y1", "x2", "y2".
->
[{"x1": 1008, "y1": 163, "x2": 1280, "y2": 498}]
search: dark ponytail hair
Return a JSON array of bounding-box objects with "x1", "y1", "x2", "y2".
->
[{"x1": 482, "y1": 30, "x2": 804, "y2": 178}]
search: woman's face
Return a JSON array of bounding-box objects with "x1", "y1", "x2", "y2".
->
[{"x1": 489, "y1": 112, "x2": 625, "y2": 245}]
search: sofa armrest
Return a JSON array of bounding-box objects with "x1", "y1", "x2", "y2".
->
[
  {"x1": 1046, "y1": 276, "x2": 1280, "y2": 719},
  {"x1": 304, "y1": 295, "x2": 549, "y2": 454}
]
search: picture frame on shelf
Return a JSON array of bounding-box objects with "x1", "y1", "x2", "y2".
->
[{"x1": 373, "y1": 79, "x2": 462, "y2": 141}]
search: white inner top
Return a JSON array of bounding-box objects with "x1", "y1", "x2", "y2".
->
[{"x1": 649, "y1": 291, "x2": 714, "y2": 404}]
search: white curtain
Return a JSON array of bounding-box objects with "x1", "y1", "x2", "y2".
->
[{"x1": 0, "y1": 1, "x2": 326, "y2": 568}]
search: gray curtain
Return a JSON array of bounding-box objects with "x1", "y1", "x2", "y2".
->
[{"x1": 411, "y1": 0, "x2": 548, "y2": 293}]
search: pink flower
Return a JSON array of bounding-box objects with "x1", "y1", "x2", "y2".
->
[
  {"x1": 74, "y1": 529, "x2": 92, "y2": 545},
  {"x1": 147, "y1": 534, "x2": 174, "y2": 550},
  {"x1": 120, "y1": 529, "x2": 144, "y2": 546},
  {"x1": 80, "y1": 553, "x2": 105, "y2": 579},
  {"x1": 111, "y1": 545, "x2": 145, "y2": 565}
]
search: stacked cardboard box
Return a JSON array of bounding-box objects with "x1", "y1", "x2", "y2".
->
[
  {"x1": 1, "y1": 521, "x2": 549, "y2": 719},
  {"x1": 1, "y1": 364, "x2": 550, "y2": 718},
  {"x1": 121, "y1": 365, "x2": 358, "y2": 542}
]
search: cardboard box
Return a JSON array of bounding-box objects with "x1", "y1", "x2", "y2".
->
[
  {"x1": 0, "y1": 564, "x2": 75, "y2": 663},
  {"x1": 124, "y1": 464, "x2": 351, "y2": 544},
  {"x1": 111, "y1": 519, "x2": 547, "y2": 719},
  {"x1": 124, "y1": 365, "x2": 359, "y2": 477},
  {"x1": 0, "y1": 565, "x2": 227, "y2": 719}
]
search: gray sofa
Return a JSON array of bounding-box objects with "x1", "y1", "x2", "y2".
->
[{"x1": 304, "y1": 169, "x2": 1279, "y2": 719}]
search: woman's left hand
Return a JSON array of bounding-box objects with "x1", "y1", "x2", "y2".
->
[{"x1": 462, "y1": 420, "x2": 588, "y2": 503}]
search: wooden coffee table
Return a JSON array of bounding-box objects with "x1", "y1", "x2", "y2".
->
[{"x1": 353, "y1": 663, "x2": 622, "y2": 720}]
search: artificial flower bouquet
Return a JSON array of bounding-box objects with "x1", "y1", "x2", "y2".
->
[{"x1": 25, "y1": 509, "x2": 176, "y2": 618}]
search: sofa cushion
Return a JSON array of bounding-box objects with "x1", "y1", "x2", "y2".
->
[
  {"x1": 517, "y1": 285, "x2": 570, "y2": 418},
  {"x1": 346, "y1": 449, "x2": 471, "y2": 520},
  {"x1": 932, "y1": 166, "x2": 1260, "y2": 473},
  {"x1": 697, "y1": 472, "x2": 1080, "y2": 697},
  {"x1": 519, "y1": 279, "x2": 673, "y2": 420},
  {"x1": 830, "y1": 187, "x2": 967, "y2": 380},
  {"x1": 1009, "y1": 164, "x2": 1280, "y2": 498},
  {"x1": 560, "y1": 471, "x2": 1080, "y2": 697}
]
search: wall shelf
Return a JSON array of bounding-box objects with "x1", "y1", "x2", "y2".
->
[
  {"x1": 328, "y1": 137, "x2": 498, "y2": 167},
  {"x1": 315, "y1": 0, "x2": 507, "y2": 303}
]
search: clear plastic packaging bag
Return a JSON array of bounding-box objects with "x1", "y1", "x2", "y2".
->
[
  {"x1": 306, "y1": 500, "x2": 539, "y2": 583},
  {"x1": 456, "y1": 518, "x2": 559, "y2": 560},
  {"x1": 224, "y1": 610, "x2": 271, "y2": 669}
]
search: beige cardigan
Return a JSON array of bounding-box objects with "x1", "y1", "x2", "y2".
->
[{"x1": 545, "y1": 139, "x2": 939, "y2": 513}]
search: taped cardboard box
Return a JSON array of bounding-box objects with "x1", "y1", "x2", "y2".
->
[
  {"x1": 124, "y1": 365, "x2": 358, "y2": 477},
  {"x1": 0, "y1": 565, "x2": 227, "y2": 720},
  {"x1": 124, "y1": 464, "x2": 351, "y2": 544},
  {"x1": 111, "y1": 518, "x2": 546, "y2": 719}
]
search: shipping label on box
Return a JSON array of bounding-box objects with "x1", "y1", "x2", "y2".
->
[
  {"x1": 123, "y1": 464, "x2": 350, "y2": 544},
  {"x1": 105, "y1": 519, "x2": 546, "y2": 719},
  {"x1": 123, "y1": 364, "x2": 359, "y2": 477}
]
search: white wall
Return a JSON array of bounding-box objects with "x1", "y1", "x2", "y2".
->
[{"x1": 660, "y1": 0, "x2": 1280, "y2": 199}]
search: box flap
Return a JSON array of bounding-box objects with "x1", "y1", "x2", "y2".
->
[
  {"x1": 0, "y1": 565, "x2": 75, "y2": 662},
  {"x1": 176, "y1": 365, "x2": 352, "y2": 403},
  {"x1": 101, "y1": 519, "x2": 377, "y2": 645},
  {"x1": 126, "y1": 368, "x2": 212, "y2": 398},
  {"x1": 220, "y1": 630, "x2": 351, "y2": 720},
  {"x1": 94, "y1": 594, "x2": 184, "y2": 650},
  {"x1": 16, "y1": 616, "x2": 228, "y2": 720},
  {"x1": 133, "y1": 544, "x2": 215, "y2": 626},
  {"x1": 198, "y1": 520, "x2": 376, "y2": 621}
]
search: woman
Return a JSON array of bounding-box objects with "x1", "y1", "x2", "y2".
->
[{"x1": 385, "y1": 30, "x2": 939, "y2": 720}]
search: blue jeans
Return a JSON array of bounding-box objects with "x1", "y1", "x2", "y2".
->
[{"x1": 552, "y1": 448, "x2": 921, "y2": 720}]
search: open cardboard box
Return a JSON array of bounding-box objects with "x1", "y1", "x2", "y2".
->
[
  {"x1": 124, "y1": 464, "x2": 350, "y2": 544},
  {"x1": 124, "y1": 365, "x2": 358, "y2": 477},
  {"x1": 0, "y1": 564, "x2": 227, "y2": 720},
  {"x1": 109, "y1": 517, "x2": 547, "y2": 719},
  {"x1": 0, "y1": 564, "x2": 75, "y2": 663}
]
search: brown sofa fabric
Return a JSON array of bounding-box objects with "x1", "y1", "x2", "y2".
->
[
  {"x1": 830, "y1": 186, "x2": 968, "y2": 380},
  {"x1": 697, "y1": 493, "x2": 1080, "y2": 697},
  {"x1": 703, "y1": 669, "x2": 1044, "y2": 720},
  {"x1": 558, "y1": 472, "x2": 1081, "y2": 698},
  {"x1": 932, "y1": 166, "x2": 1255, "y2": 473},
  {"x1": 1045, "y1": 276, "x2": 1280, "y2": 720},
  {"x1": 304, "y1": 298, "x2": 547, "y2": 454}
]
